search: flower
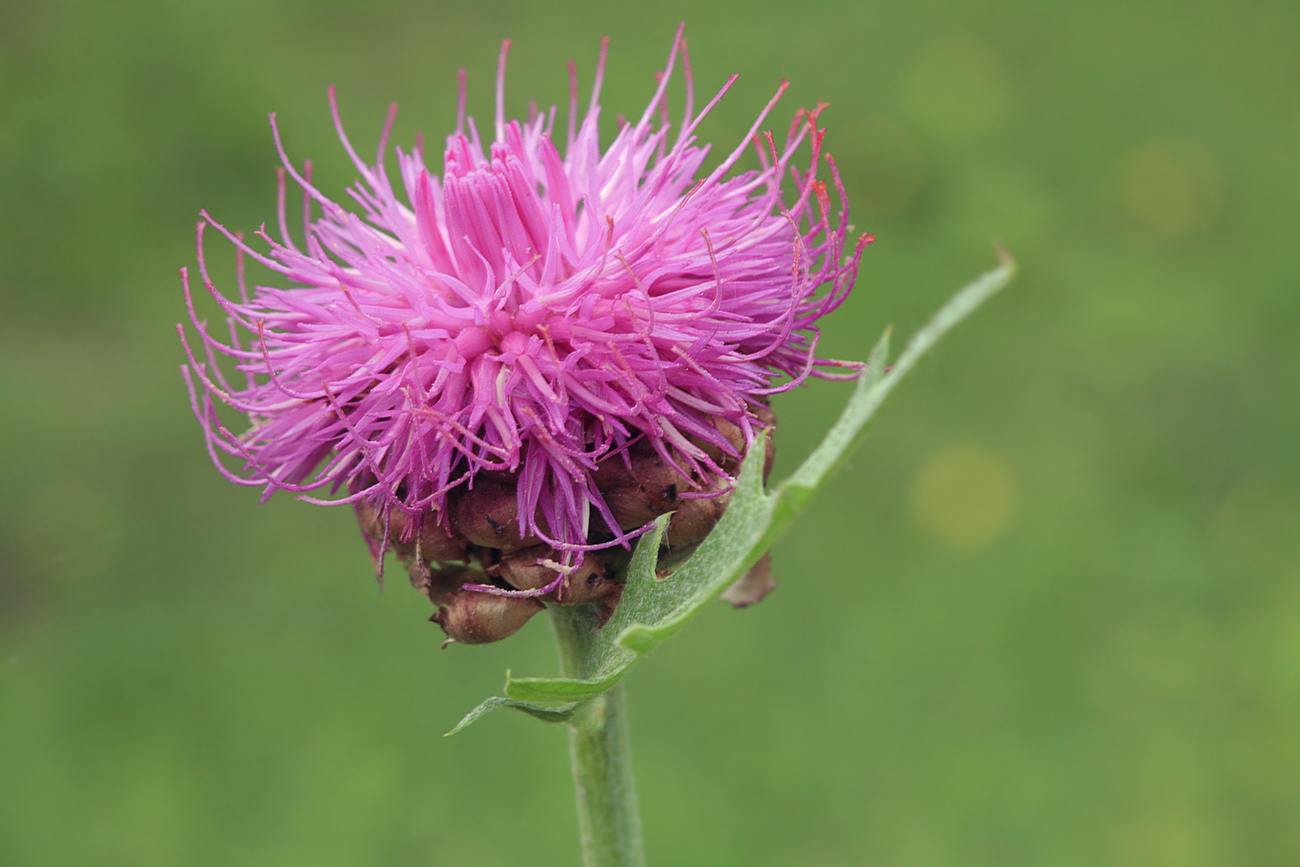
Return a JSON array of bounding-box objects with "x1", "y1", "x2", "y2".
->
[{"x1": 180, "y1": 28, "x2": 869, "y2": 641}]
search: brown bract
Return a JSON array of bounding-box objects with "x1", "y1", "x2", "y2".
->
[
  {"x1": 431, "y1": 590, "x2": 546, "y2": 645},
  {"x1": 351, "y1": 412, "x2": 779, "y2": 644}
]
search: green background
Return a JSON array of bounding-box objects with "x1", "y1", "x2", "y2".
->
[{"x1": 2, "y1": 0, "x2": 1297, "y2": 864}]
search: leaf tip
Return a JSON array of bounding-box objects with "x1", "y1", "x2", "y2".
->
[{"x1": 993, "y1": 242, "x2": 1017, "y2": 275}]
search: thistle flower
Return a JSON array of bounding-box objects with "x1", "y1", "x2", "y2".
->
[{"x1": 180, "y1": 28, "x2": 869, "y2": 643}]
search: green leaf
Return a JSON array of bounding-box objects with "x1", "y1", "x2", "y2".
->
[
  {"x1": 446, "y1": 696, "x2": 580, "y2": 735},
  {"x1": 453, "y1": 256, "x2": 1014, "y2": 731}
]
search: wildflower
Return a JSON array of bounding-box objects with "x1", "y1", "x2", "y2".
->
[{"x1": 180, "y1": 27, "x2": 869, "y2": 643}]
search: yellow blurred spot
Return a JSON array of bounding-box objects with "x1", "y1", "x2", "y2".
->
[
  {"x1": 1117, "y1": 138, "x2": 1222, "y2": 241},
  {"x1": 904, "y1": 36, "x2": 1008, "y2": 137},
  {"x1": 910, "y1": 444, "x2": 1017, "y2": 551},
  {"x1": 1116, "y1": 809, "x2": 1220, "y2": 867}
]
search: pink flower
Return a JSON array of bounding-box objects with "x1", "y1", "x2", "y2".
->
[{"x1": 180, "y1": 28, "x2": 868, "y2": 585}]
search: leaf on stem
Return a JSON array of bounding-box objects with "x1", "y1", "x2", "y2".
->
[{"x1": 449, "y1": 256, "x2": 1014, "y2": 733}]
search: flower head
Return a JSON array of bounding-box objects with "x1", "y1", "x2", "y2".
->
[{"x1": 181, "y1": 29, "x2": 868, "y2": 638}]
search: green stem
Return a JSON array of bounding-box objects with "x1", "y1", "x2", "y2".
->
[{"x1": 550, "y1": 606, "x2": 646, "y2": 867}]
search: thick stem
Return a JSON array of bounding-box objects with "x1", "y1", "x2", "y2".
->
[{"x1": 550, "y1": 607, "x2": 646, "y2": 867}]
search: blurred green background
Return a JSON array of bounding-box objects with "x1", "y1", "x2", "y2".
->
[{"x1": 2, "y1": 0, "x2": 1297, "y2": 864}]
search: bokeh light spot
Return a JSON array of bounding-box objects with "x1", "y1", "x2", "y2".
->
[
  {"x1": 910, "y1": 444, "x2": 1018, "y2": 551},
  {"x1": 1116, "y1": 809, "x2": 1221, "y2": 867},
  {"x1": 903, "y1": 36, "x2": 1008, "y2": 138},
  {"x1": 1116, "y1": 138, "x2": 1223, "y2": 241}
]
